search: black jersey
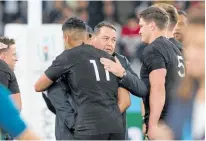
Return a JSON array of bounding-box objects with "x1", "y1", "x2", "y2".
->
[
  {"x1": 45, "y1": 44, "x2": 124, "y2": 135},
  {"x1": 140, "y1": 36, "x2": 185, "y2": 124},
  {"x1": 0, "y1": 60, "x2": 20, "y2": 94},
  {"x1": 169, "y1": 37, "x2": 183, "y2": 52}
]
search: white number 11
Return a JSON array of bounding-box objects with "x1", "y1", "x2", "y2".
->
[{"x1": 90, "y1": 60, "x2": 110, "y2": 81}]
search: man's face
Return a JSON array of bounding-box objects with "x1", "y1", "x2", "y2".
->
[
  {"x1": 93, "y1": 27, "x2": 116, "y2": 55},
  {"x1": 173, "y1": 15, "x2": 187, "y2": 42},
  {"x1": 4, "y1": 44, "x2": 18, "y2": 71},
  {"x1": 184, "y1": 25, "x2": 204, "y2": 79},
  {"x1": 139, "y1": 18, "x2": 151, "y2": 44}
]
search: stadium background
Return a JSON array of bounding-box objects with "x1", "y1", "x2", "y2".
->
[{"x1": 0, "y1": 0, "x2": 200, "y2": 140}]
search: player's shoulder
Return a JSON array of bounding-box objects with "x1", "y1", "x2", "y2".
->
[
  {"x1": 0, "y1": 59, "x2": 13, "y2": 74},
  {"x1": 153, "y1": 36, "x2": 171, "y2": 49},
  {"x1": 0, "y1": 59, "x2": 10, "y2": 70},
  {"x1": 145, "y1": 37, "x2": 171, "y2": 54}
]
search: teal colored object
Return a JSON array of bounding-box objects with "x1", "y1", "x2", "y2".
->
[{"x1": 126, "y1": 94, "x2": 143, "y2": 140}]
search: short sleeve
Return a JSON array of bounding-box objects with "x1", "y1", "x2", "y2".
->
[
  {"x1": 0, "y1": 85, "x2": 27, "y2": 138},
  {"x1": 9, "y1": 71, "x2": 20, "y2": 94},
  {"x1": 45, "y1": 51, "x2": 72, "y2": 81},
  {"x1": 142, "y1": 45, "x2": 166, "y2": 73},
  {"x1": 0, "y1": 71, "x2": 9, "y2": 87},
  {"x1": 0, "y1": 71, "x2": 20, "y2": 94}
]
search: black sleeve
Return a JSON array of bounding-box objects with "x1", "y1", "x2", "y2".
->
[
  {"x1": 45, "y1": 52, "x2": 72, "y2": 82},
  {"x1": 142, "y1": 45, "x2": 166, "y2": 73},
  {"x1": 0, "y1": 71, "x2": 9, "y2": 87},
  {"x1": 0, "y1": 71, "x2": 20, "y2": 94},
  {"x1": 119, "y1": 56, "x2": 148, "y2": 97},
  {"x1": 9, "y1": 71, "x2": 20, "y2": 94},
  {"x1": 42, "y1": 92, "x2": 56, "y2": 114}
]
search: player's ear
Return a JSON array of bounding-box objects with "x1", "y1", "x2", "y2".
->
[
  {"x1": 1, "y1": 51, "x2": 7, "y2": 59},
  {"x1": 149, "y1": 21, "x2": 155, "y2": 31}
]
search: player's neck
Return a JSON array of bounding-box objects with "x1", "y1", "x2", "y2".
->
[
  {"x1": 149, "y1": 30, "x2": 167, "y2": 43},
  {"x1": 70, "y1": 40, "x2": 84, "y2": 49},
  {"x1": 166, "y1": 31, "x2": 174, "y2": 39},
  {"x1": 0, "y1": 55, "x2": 5, "y2": 62}
]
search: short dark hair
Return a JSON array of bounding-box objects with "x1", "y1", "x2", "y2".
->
[
  {"x1": 86, "y1": 25, "x2": 93, "y2": 38},
  {"x1": 153, "y1": 3, "x2": 178, "y2": 30},
  {"x1": 139, "y1": 6, "x2": 169, "y2": 30},
  {"x1": 0, "y1": 37, "x2": 15, "y2": 53},
  {"x1": 94, "y1": 21, "x2": 116, "y2": 34},
  {"x1": 178, "y1": 10, "x2": 187, "y2": 17},
  {"x1": 62, "y1": 17, "x2": 86, "y2": 31}
]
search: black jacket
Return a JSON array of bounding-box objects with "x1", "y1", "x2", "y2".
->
[
  {"x1": 42, "y1": 78, "x2": 76, "y2": 140},
  {"x1": 115, "y1": 53, "x2": 148, "y2": 97}
]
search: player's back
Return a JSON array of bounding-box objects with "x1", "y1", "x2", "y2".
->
[{"x1": 62, "y1": 44, "x2": 123, "y2": 135}]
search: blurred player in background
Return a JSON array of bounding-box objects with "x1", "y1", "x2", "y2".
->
[
  {"x1": 156, "y1": 3, "x2": 205, "y2": 140},
  {"x1": 0, "y1": 37, "x2": 22, "y2": 140},
  {"x1": 153, "y1": 3, "x2": 182, "y2": 52},
  {"x1": 0, "y1": 85, "x2": 40, "y2": 140},
  {"x1": 0, "y1": 37, "x2": 21, "y2": 110},
  {"x1": 173, "y1": 10, "x2": 188, "y2": 43}
]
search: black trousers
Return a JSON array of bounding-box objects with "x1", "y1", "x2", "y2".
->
[{"x1": 74, "y1": 133, "x2": 125, "y2": 140}]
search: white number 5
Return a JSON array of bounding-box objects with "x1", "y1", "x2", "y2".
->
[{"x1": 177, "y1": 55, "x2": 185, "y2": 78}]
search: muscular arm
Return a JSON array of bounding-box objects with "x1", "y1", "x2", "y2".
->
[
  {"x1": 148, "y1": 68, "x2": 166, "y2": 129},
  {"x1": 35, "y1": 51, "x2": 71, "y2": 92},
  {"x1": 35, "y1": 73, "x2": 53, "y2": 92},
  {"x1": 117, "y1": 87, "x2": 130, "y2": 113}
]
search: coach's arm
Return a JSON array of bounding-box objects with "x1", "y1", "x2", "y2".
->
[
  {"x1": 100, "y1": 53, "x2": 148, "y2": 97},
  {"x1": 117, "y1": 87, "x2": 130, "y2": 113}
]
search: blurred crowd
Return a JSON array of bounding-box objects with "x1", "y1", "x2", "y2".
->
[{"x1": 0, "y1": 0, "x2": 201, "y2": 63}]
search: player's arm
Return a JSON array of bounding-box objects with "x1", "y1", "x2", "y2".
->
[
  {"x1": 117, "y1": 87, "x2": 131, "y2": 113},
  {"x1": 35, "y1": 52, "x2": 70, "y2": 92},
  {"x1": 141, "y1": 100, "x2": 146, "y2": 134},
  {"x1": 143, "y1": 46, "x2": 167, "y2": 139},
  {"x1": 16, "y1": 129, "x2": 41, "y2": 140},
  {"x1": 148, "y1": 68, "x2": 166, "y2": 135},
  {"x1": 35, "y1": 73, "x2": 53, "y2": 92}
]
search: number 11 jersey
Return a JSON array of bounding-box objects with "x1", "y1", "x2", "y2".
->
[
  {"x1": 45, "y1": 43, "x2": 124, "y2": 135},
  {"x1": 140, "y1": 36, "x2": 185, "y2": 125}
]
